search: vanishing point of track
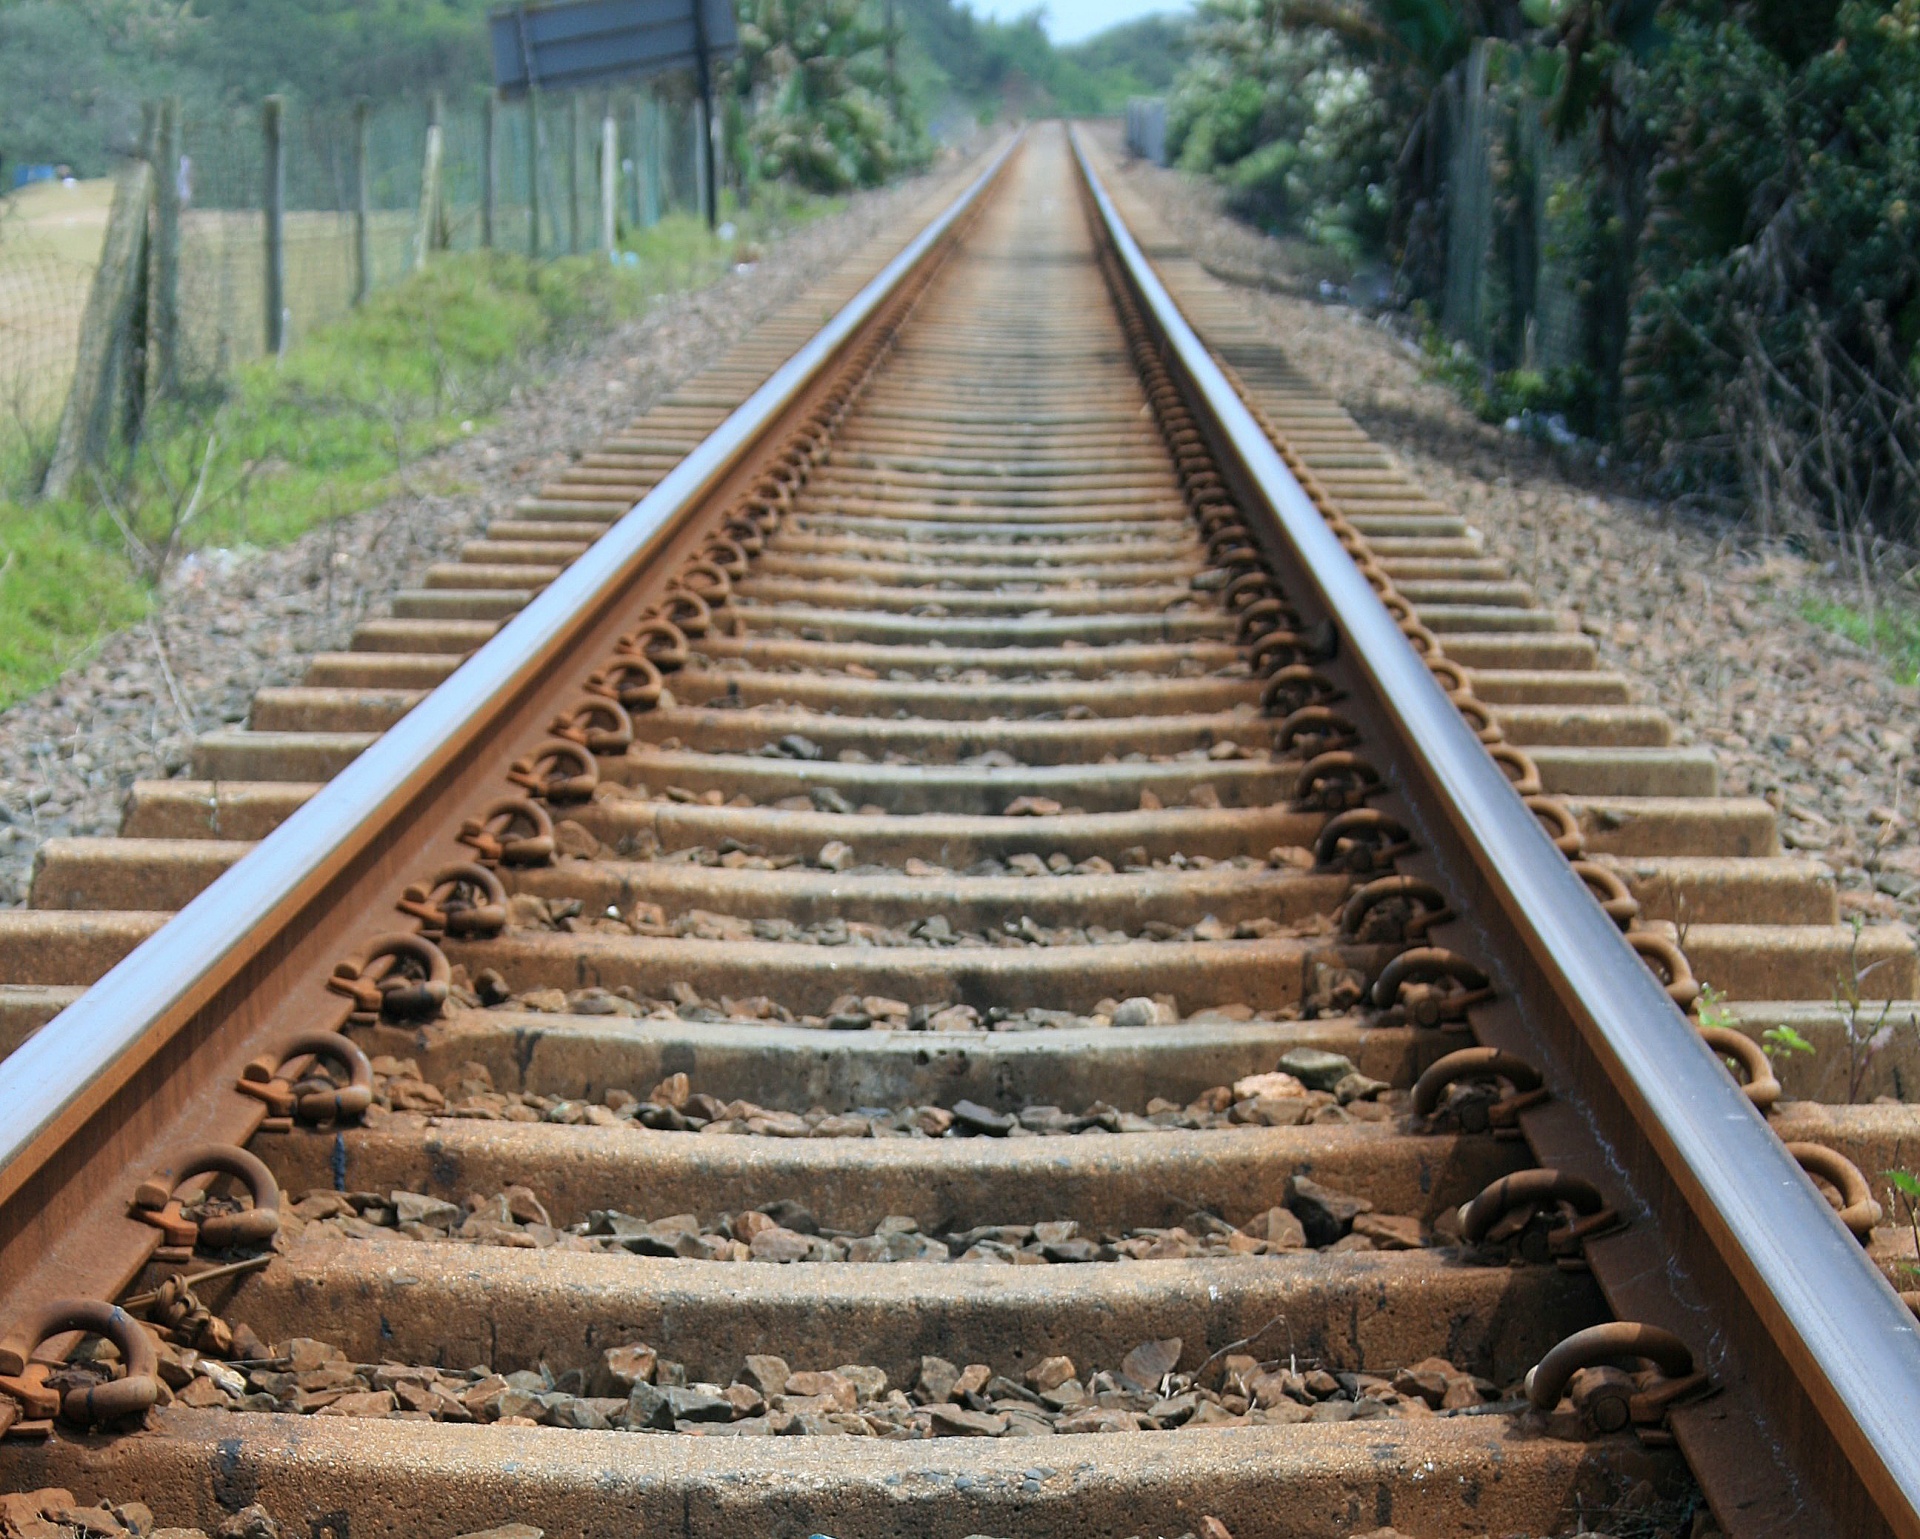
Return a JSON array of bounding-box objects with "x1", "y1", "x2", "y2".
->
[{"x1": 0, "y1": 125, "x2": 1918, "y2": 1539}]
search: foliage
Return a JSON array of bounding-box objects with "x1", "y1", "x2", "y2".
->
[
  {"x1": 1173, "y1": 0, "x2": 1920, "y2": 553},
  {"x1": 735, "y1": 0, "x2": 922, "y2": 193},
  {"x1": 895, "y1": 0, "x2": 1186, "y2": 121},
  {"x1": 0, "y1": 242, "x2": 719, "y2": 706},
  {"x1": 1801, "y1": 596, "x2": 1920, "y2": 684},
  {"x1": 1619, "y1": 0, "x2": 1920, "y2": 538},
  {"x1": 1169, "y1": 1, "x2": 1395, "y2": 256}
]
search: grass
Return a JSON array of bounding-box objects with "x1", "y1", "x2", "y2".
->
[
  {"x1": 0, "y1": 182, "x2": 840, "y2": 707},
  {"x1": 1801, "y1": 596, "x2": 1920, "y2": 684}
]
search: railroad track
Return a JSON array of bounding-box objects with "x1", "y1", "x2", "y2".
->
[{"x1": 0, "y1": 122, "x2": 1918, "y2": 1539}]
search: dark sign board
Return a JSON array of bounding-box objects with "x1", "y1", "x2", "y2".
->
[{"x1": 490, "y1": 0, "x2": 738, "y2": 95}]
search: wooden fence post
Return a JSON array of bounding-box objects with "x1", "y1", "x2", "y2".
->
[
  {"x1": 151, "y1": 96, "x2": 181, "y2": 398},
  {"x1": 352, "y1": 99, "x2": 370, "y2": 304},
  {"x1": 42, "y1": 157, "x2": 153, "y2": 497},
  {"x1": 263, "y1": 94, "x2": 286, "y2": 355}
]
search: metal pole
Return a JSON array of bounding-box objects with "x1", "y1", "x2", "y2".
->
[
  {"x1": 649, "y1": 94, "x2": 665, "y2": 225},
  {"x1": 567, "y1": 93, "x2": 582, "y2": 253},
  {"x1": 627, "y1": 94, "x2": 643, "y2": 228},
  {"x1": 599, "y1": 103, "x2": 617, "y2": 253},
  {"x1": 263, "y1": 94, "x2": 286, "y2": 355},
  {"x1": 151, "y1": 96, "x2": 181, "y2": 396},
  {"x1": 692, "y1": 0, "x2": 717, "y2": 229},
  {"x1": 413, "y1": 90, "x2": 445, "y2": 272},
  {"x1": 481, "y1": 94, "x2": 496, "y2": 249},
  {"x1": 352, "y1": 100, "x2": 370, "y2": 304}
]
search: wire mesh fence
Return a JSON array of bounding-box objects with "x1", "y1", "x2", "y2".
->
[{"x1": 0, "y1": 81, "x2": 717, "y2": 490}]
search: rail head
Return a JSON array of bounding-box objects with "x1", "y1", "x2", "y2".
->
[
  {"x1": 0, "y1": 133, "x2": 1022, "y2": 1218},
  {"x1": 1067, "y1": 125, "x2": 1920, "y2": 1537}
]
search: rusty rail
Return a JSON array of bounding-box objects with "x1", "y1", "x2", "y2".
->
[
  {"x1": 0, "y1": 138, "x2": 1018, "y2": 1304},
  {"x1": 1069, "y1": 125, "x2": 1920, "y2": 1538}
]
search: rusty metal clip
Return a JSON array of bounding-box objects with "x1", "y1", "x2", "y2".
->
[
  {"x1": 1411, "y1": 1046, "x2": 1544, "y2": 1133},
  {"x1": 1273, "y1": 706, "x2": 1361, "y2": 757},
  {"x1": 1695, "y1": 1023, "x2": 1780, "y2": 1112},
  {"x1": 1311, "y1": 808, "x2": 1412, "y2": 874},
  {"x1": 1489, "y1": 744, "x2": 1545, "y2": 797},
  {"x1": 1785, "y1": 1142, "x2": 1882, "y2": 1240},
  {"x1": 670, "y1": 560, "x2": 732, "y2": 609},
  {"x1": 1339, "y1": 876, "x2": 1452, "y2": 944},
  {"x1": 238, "y1": 1028, "x2": 375, "y2": 1124},
  {"x1": 1525, "y1": 796, "x2": 1585, "y2": 858},
  {"x1": 1291, "y1": 750, "x2": 1381, "y2": 812},
  {"x1": 1524, "y1": 1322, "x2": 1698, "y2": 1435},
  {"x1": 132, "y1": 1143, "x2": 281, "y2": 1252},
  {"x1": 0, "y1": 1300, "x2": 160, "y2": 1428},
  {"x1": 398, "y1": 862, "x2": 508, "y2": 939},
  {"x1": 1451, "y1": 694, "x2": 1504, "y2": 745},
  {"x1": 585, "y1": 654, "x2": 665, "y2": 714},
  {"x1": 1259, "y1": 664, "x2": 1342, "y2": 718},
  {"x1": 327, "y1": 933, "x2": 452, "y2": 1024},
  {"x1": 459, "y1": 797, "x2": 556, "y2": 867},
  {"x1": 1249, "y1": 621, "x2": 1337, "y2": 675},
  {"x1": 550, "y1": 695, "x2": 635, "y2": 754},
  {"x1": 1571, "y1": 860, "x2": 1640, "y2": 929},
  {"x1": 620, "y1": 616, "x2": 692, "y2": 671},
  {"x1": 507, "y1": 739, "x2": 599, "y2": 803},
  {"x1": 1371, "y1": 948, "x2": 1493, "y2": 1028},
  {"x1": 1631, "y1": 930, "x2": 1701, "y2": 1010},
  {"x1": 1457, "y1": 1169, "x2": 1611, "y2": 1263}
]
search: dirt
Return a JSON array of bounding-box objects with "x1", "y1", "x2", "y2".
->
[
  {"x1": 0, "y1": 161, "x2": 963, "y2": 908},
  {"x1": 1112, "y1": 150, "x2": 1920, "y2": 936}
]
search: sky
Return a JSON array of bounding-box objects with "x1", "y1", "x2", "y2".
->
[{"x1": 966, "y1": 1, "x2": 1185, "y2": 44}]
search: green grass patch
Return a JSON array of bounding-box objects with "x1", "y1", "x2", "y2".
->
[
  {"x1": 0, "y1": 194, "x2": 835, "y2": 708},
  {"x1": 1801, "y1": 596, "x2": 1920, "y2": 683}
]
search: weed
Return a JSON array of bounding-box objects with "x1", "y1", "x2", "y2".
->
[
  {"x1": 1884, "y1": 1170, "x2": 1920, "y2": 1283},
  {"x1": 1694, "y1": 981, "x2": 1735, "y2": 1030},
  {"x1": 1800, "y1": 595, "x2": 1920, "y2": 684},
  {"x1": 0, "y1": 246, "x2": 702, "y2": 708},
  {"x1": 1832, "y1": 916, "x2": 1914, "y2": 1102}
]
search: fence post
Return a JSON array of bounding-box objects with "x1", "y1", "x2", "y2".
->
[
  {"x1": 482, "y1": 94, "x2": 496, "y2": 249},
  {"x1": 692, "y1": 0, "x2": 716, "y2": 229},
  {"x1": 352, "y1": 99, "x2": 370, "y2": 304},
  {"x1": 151, "y1": 95, "x2": 181, "y2": 398},
  {"x1": 414, "y1": 90, "x2": 445, "y2": 272},
  {"x1": 638, "y1": 94, "x2": 661, "y2": 227},
  {"x1": 263, "y1": 94, "x2": 287, "y2": 355},
  {"x1": 42, "y1": 156, "x2": 154, "y2": 497},
  {"x1": 527, "y1": 88, "x2": 542, "y2": 257},
  {"x1": 567, "y1": 93, "x2": 583, "y2": 254},
  {"x1": 600, "y1": 103, "x2": 617, "y2": 253},
  {"x1": 122, "y1": 104, "x2": 157, "y2": 444},
  {"x1": 693, "y1": 96, "x2": 710, "y2": 230}
]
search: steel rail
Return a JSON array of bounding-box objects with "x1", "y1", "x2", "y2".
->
[
  {"x1": 0, "y1": 133, "x2": 1020, "y2": 1214},
  {"x1": 1070, "y1": 125, "x2": 1920, "y2": 1537}
]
